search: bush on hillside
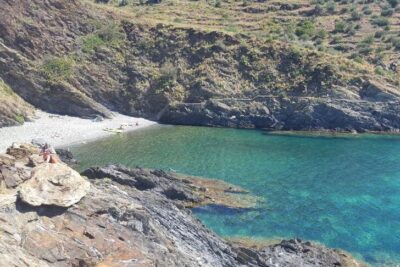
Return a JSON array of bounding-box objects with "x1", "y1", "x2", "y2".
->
[
  {"x1": 371, "y1": 17, "x2": 390, "y2": 27},
  {"x1": 118, "y1": 0, "x2": 128, "y2": 6},
  {"x1": 350, "y1": 10, "x2": 362, "y2": 20},
  {"x1": 387, "y1": 0, "x2": 398, "y2": 7},
  {"x1": 334, "y1": 20, "x2": 347, "y2": 33},
  {"x1": 381, "y1": 6, "x2": 394, "y2": 16},
  {"x1": 295, "y1": 20, "x2": 316, "y2": 38},
  {"x1": 393, "y1": 38, "x2": 400, "y2": 50},
  {"x1": 41, "y1": 57, "x2": 74, "y2": 81}
]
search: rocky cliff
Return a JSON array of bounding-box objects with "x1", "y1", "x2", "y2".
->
[
  {"x1": 0, "y1": 0, "x2": 399, "y2": 131},
  {"x1": 0, "y1": 144, "x2": 364, "y2": 266}
]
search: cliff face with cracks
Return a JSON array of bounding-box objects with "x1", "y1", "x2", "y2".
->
[
  {"x1": 0, "y1": 144, "x2": 365, "y2": 267},
  {"x1": 0, "y1": 0, "x2": 399, "y2": 131}
]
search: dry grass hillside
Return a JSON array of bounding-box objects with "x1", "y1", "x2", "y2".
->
[{"x1": 91, "y1": 0, "x2": 400, "y2": 82}]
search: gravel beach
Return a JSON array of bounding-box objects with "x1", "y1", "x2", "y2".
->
[{"x1": 0, "y1": 110, "x2": 157, "y2": 152}]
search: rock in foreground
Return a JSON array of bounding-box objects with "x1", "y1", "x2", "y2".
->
[
  {"x1": 19, "y1": 163, "x2": 90, "y2": 207},
  {"x1": 0, "y1": 145, "x2": 364, "y2": 266}
]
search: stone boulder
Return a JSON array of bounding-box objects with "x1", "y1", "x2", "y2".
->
[
  {"x1": 0, "y1": 154, "x2": 15, "y2": 166},
  {"x1": 19, "y1": 163, "x2": 90, "y2": 207},
  {"x1": 6, "y1": 143, "x2": 40, "y2": 164},
  {"x1": 0, "y1": 165, "x2": 31, "y2": 188}
]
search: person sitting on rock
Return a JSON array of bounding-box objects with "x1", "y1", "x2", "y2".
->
[{"x1": 40, "y1": 143, "x2": 57, "y2": 164}]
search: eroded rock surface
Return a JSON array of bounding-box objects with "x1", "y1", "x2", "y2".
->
[
  {"x1": 0, "y1": 146, "x2": 364, "y2": 266},
  {"x1": 1, "y1": 171, "x2": 363, "y2": 266},
  {"x1": 19, "y1": 163, "x2": 90, "y2": 207}
]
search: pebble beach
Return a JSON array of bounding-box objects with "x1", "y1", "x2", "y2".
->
[{"x1": 0, "y1": 110, "x2": 157, "y2": 153}]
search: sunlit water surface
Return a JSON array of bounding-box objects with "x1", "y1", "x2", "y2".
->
[{"x1": 71, "y1": 125, "x2": 400, "y2": 266}]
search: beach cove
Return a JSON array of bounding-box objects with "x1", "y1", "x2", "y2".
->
[{"x1": 72, "y1": 126, "x2": 400, "y2": 266}]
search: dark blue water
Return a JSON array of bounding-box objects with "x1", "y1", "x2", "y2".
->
[{"x1": 71, "y1": 125, "x2": 400, "y2": 266}]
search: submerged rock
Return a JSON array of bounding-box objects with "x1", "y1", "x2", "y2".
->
[{"x1": 19, "y1": 163, "x2": 90, "y2": 207}]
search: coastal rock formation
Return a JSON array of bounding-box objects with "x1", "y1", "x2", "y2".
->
[
  {"x1": 160, "y1": 97, "x2": 400, "y2": 132},
  {"x1": 0, "y1": 0, "x2": 399, "y2": 132},
  {"x1": 19, "y1": 163, "x2": 90, "y2": 207},
  {"x1": 0, "y1": 145, "x2": 364, "y2": 266},
  {"x1": 232, "y1": 238, "x2": 361, "y2": 267}
]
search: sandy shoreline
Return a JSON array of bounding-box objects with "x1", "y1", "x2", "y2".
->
[{"x1": 0, "y1": 110, "x2": 157, "y2": 153}]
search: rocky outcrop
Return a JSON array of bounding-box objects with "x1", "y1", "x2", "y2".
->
[
  {"x1": 233, "y1": 238, "x2": 361, "y2": 267},
  {"x1": 82, "y1": 165, "x2": 259, "y2": 208},
  {"x1": 0, "y1": 145, "x2": 364, "y2": 266},
  {"x1": 19, "y1": 163, "x2": 90, "y2": 207},
  {"x1": 0, "y1": 166, "x2": 363, "y2": 267},
  {"x1": 160, "y1": 97, "x2": 400, "y2": 132},
  {"x1": 55, "y1": 148, "x2": 79, "y2": 166}
]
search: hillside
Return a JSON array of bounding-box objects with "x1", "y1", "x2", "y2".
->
[
  {"x1": 0, "y1": 78, "x2": 33, "y2": 127},
  {"x1": 96, "y1": 0, "x2": 400, "y2": 74},
  {"x1": 0, "y1": 0, "x2": 399, "y2": 131}
]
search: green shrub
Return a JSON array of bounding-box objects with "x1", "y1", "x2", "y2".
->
[
  {"x1": 371, "y1": 17, "x2": 390, "y2": 27},
  {"x1": 362, "y1": 35, "x2": 374, "y2": 44},
  {"x1": 363, "y1": 6, "x2": 372, "y2": 15},
  {"x1": 82, "y1": 34, "x2": 105, "y2": 53},
  {"x1": 215, "y1": 0, "x2": 221, "y2": 7},
  {"x1": 359, "y1": 46, "x2": 373, "y2": 55},
  {"x1": 81, "y1": 24, "x2": 125, "y2": 53},
  {"x1": 313, "y1": 4, "x2": 325, "y2": 15},
  {"x1": 392, "y1": 37, "x2": 400, "y2": 50},
  {"x1": 160, "y1": 61, "x2": 178, "y2": 81},
  {"x1": 295, "y1": 20, "x2": 316, "y2": 38},
  {"x1": 374, "y1": 31, "x2": 384, "y2": 38},
  {"x1": 41, "y1": 57, "x2": 74, "y2": 81},
  {"x1": 350, "y1": 10, "x2": 362, "y2": 20},
  {"x1": 14, "y1": 114, "x2": 25, "y2": 124},
  {"x1": 350, "y1": 53, "x2": 364, "y2": 63},
  {"x1": 334, "y1": 20, "x2": 347, "y2": 32},
  {"x1": 374, "y1": 66, "x2": 385, "y2": 75},
  {"x1": 387, "y1": 0, "x2": 398, "y2": 7},
  {"x1": 118, "y1": 0, "x2": 128, "y2": 6},
  {"x1": 326, "y1": 1, "x2": 336, "y2": 13},
  {"x1": 381, "y1": 6, "x2": 394, "y2": 16},
  {"x1": 315, "y1": 29, "x2": 327, "y2": 39}
]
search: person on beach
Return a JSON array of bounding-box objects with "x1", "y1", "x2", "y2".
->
[{"x1": 40, "y1": 143, "x2": 57, "y2": 164}]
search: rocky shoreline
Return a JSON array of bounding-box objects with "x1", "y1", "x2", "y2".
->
[
  {"x1": 160, "y1": 97, "x2": 400, "y2": 133},
  {"x1": 0, "y1": 143, "x2": 365, "y2": 266}
]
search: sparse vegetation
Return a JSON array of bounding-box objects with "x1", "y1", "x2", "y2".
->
[
  {"x1": 81, "y1": 23, "x2": 125, "y2": 53},
  {"x1": 89, "y1": 0, "x2": 400, "y2": 72},
  {"x1": 40, "y1": 57, "x2": 74, "y2": 82}
]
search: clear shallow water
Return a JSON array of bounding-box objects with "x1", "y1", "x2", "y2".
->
[{"x1": 71, "y1": 125, "x2": 400, "y2": 266}]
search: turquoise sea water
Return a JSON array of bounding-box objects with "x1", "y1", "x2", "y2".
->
[{"x1": 71, "y1": 125, "x2": 400, "y2": 266}]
